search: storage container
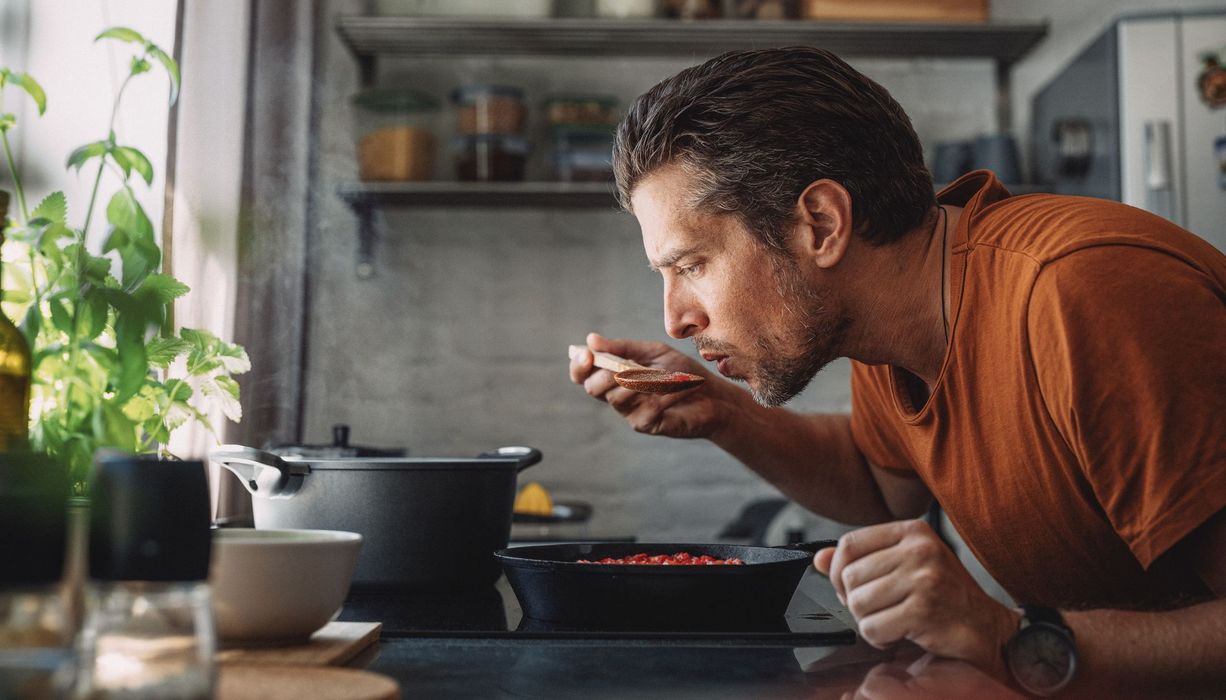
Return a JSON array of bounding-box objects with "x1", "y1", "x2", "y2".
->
[
  {"x1": 542, "y1": 94, "x2": 618, "y2": 126},
  {"x1": 551, "y1": 125, "x2": 615, "y2": 182},
  {"x1": 455, "y1": 135, "x2": 529, "y2": 181},
  {"x1": 801, "y1": 0, "x2": 987, "y2": 23},
  {"x1": 452, "y1": 85, "x2": 527, "y2": 136},
  {"x1": 351, "y1": 88, "x2": 440, "y2": 181}
]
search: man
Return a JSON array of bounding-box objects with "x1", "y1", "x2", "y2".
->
[{"x1": 570, "y1": 47, "x2": 1226, "y2": 697}]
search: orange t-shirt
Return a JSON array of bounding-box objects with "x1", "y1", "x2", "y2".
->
[{"x1": 849, "y1": 171, "x2": 1226, "y2": 609}]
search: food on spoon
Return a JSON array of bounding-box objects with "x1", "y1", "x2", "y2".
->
[{"x1": 576, "y1": 552, "x2": 745, "y2": 565}]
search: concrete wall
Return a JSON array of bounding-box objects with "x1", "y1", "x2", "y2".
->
[{"x1": 301, "y1": 0, "x2": 1214, "y2": 544}]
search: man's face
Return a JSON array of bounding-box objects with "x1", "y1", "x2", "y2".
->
[{"x1": 631, "y1": 165, "x2": 850, "y2": 407}]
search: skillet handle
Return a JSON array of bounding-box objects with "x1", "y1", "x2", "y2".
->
[
  {"x1": 477, "y1": 445, "x2": 543, "y2": 472},
  {"x1": 776, "y1": 539, "x2": 839, "y2": 555}
]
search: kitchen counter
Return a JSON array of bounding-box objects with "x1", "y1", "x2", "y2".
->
[{"x1": 335, "y1": 570, "x2": 1021, "y2": 698}]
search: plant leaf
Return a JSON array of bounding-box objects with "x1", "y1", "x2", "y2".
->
[
  {"x1": 216, "y1": 342, "x2": 251, "y2": 375},
  {"x1": 3, "y1": 71, "x2": 47, "y2": 115},
  {"x1": 31, "y1": 191, "x2": 67, "y2": 223},
  {"x1": 146, "y1": 45, "x2": 180, "y2": 106},
  {"x1": 66, "y1": 141, "x2": 108, "y2": 172},
  {"x1": 49, "y1": 298, "x2": 73, "y2": 334},
  {"x1": 20, "y1": 304, "x2": 40, "y2": 347},
  {"x1": 112, "y1": 146, "x2": 153, "y2": 185},
  {"x1": 96, "y1": 27, "x2": 146, "y2": 45},
  {"x1": 145, "y1": 336, "x2": 190, "y2": 368},
  {"x1": 83, "y1": 289, "x2": 109, "y2": 340},
  {"x1": 92, "y1": 401, "x2": 138, "y2": 451},
  {"x1": 202, "y1": 375, "x2": 242, "y2": 422},
  {"x1": 0, "y1": 112, "x2": 15, "y2": 132},
  {"x1": 164, "y1": 377, "x2": 193, "y2": 402},
  {"x1": 137, "y1": 273, "x2": 189, "y2": 305},
  {"x1": 82, "y1": 254, "x2": 113, "y2": 287},
  {"x1": 130, "y1": 56, "x2": 151, "y2": 76},
  {"x1": 113, "y1": 313, "x2": 149, "y2": 403}
]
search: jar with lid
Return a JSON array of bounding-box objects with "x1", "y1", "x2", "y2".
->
[
  {"x1": 550, "y1": 125, "x2": 616, "y2": 182},
  {"x1": 451, "y1": 85, "x2": 527, "y2": 136},
  {"x1": 454, "y1": 135, "x2": 529, "y2": 182},
  {"x1": 542, "y1": 94, "x2": 618, "y2": 127},
  {"x1": 351, "y1": 88, "x2": 440, "y2": 182},
  {"x1": 74, "y1": 454, "x2": 215, "y2": 700},
  {"x1": 0, "y1": 452, "x2": 74, "y2": 700}
]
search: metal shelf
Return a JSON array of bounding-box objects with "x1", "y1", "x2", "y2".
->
[
  {"x1": 342, "y1": 180, "x2": 1046, "y2": 208},
  {"x1": 335, "y1": 16, "x2": 1048, "y2": 65},
  {"x1": 339, "y1": 181, "x2": 619, "y2": 208},
  {"x1": 332, "y1": 16, "x2": 1050, "y2": 277}
]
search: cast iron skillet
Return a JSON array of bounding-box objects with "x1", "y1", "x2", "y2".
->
[{"x1": 495, "y1": 539, "x2": 837, "y2": 630}]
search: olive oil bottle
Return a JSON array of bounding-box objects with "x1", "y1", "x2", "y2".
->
[{"x1": 0, "y1": 190, "x2": 32, "y2": 450}]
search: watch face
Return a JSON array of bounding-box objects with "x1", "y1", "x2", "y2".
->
[{"x1": 1009, "y1": 624, "x2": 1076, "y2": 695}]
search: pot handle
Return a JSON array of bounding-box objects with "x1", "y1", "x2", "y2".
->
[
  {"x1": 477, "y1": 445, "x2": 542, "y2": 472},
  {"x1": 775, "y1": 539, "x2": 839, "y2": 555},
  {"x1": 208, "y1": 445, "x2": 309, "y2": 499}
]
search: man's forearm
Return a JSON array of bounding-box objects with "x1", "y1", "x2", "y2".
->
[
  {"x1": 707, "y1": 398, "x2": 893, "y2": 525},
  {"x1": 1063, "y1": 597, "x2": 1226, "y2": 697}
]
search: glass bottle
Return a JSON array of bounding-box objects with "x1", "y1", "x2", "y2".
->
[
  {"x1": 0, "y1": 190, "x2": 33, "y2": 451},
  {"x1": 74, "y1": 455, "x2": 215, "y2": 700},
  {"x1": 0, "y1": 452, "x2": 74, "y2": 700}
]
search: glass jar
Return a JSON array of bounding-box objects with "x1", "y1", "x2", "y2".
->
[
  {"x1": 74, "y1": 455, "x2": 215, "y2": 700},
  {"x1": 454, "y1": 135, "x2": 528, "y2": 182},
  {"x1": 551, "y1": 125, "x2": 615, "y2": 182},
  {"x1": 351, "y1": 88, "x2": 440, "y2": 182},
  {"x1": 0, "y1": 452, "x2": 73, "y2": 700},
  {"x1": 542, "y1": 94, "x2": 618, "y2": 127},
  {"x1": 451, "y1": 85, "x2": 527, "y2": 136},
  {"x1": 74, "y1": 583, "x2": 214, "y2": 700}
]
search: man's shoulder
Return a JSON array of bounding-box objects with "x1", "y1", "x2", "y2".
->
[{"x1": 966, "y1": 194, "x2": 1225, "y2": 279}]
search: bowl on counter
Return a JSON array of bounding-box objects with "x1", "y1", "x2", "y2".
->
[{"x1": 209, "y1": 528, "x2": 362, "y2": 644}]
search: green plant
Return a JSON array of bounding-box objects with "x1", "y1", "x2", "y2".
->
[{"x1": 0, "y1": 26, "x2": 248, "y2": 493}]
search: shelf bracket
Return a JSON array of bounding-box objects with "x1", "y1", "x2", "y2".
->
[{"x1": 356, "y1": 204, "x2": 377, "y2": 279}]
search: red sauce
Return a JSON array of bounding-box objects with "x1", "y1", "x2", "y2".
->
[{"x1": 576, "y1": 552, "x2": 745, "y2": 565}]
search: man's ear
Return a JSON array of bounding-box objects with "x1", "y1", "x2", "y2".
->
[{"x1": 795, "y1": 179, "x2": 854, "y2": 269}]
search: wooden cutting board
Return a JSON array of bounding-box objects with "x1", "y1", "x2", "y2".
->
[
  {"x1": 217, "y1": 621, "x2": 382, "y2": 667},
  {"x1": 218, "y1": 665, "x2": 399, "y2": 700}
]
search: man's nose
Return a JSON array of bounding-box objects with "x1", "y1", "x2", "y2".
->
[{"x1": 664, "y1": 280, "x2": 707, "y2": 339}]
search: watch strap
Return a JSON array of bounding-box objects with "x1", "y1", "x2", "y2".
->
[{"x1": 1018, "y1": 604, "x2": 1074, "y2": 638}]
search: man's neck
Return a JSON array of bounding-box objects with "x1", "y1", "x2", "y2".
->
[{"x1": 839, "y1": 205, "x2": 964, "y2": 387}]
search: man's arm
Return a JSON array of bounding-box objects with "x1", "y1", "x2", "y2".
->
[
  {"x1": 708, "y1": 398, "x2": 933, "y2": 525},
  {"x1": 571, "y1": 333, "x2": 931, "y2": 525},
  {"x1": 814, "y1": 508, "x2": 1226, "y2": 696},
  {"x1": 1063, "y1": 506, "x2": 1226, "y2": 697}
]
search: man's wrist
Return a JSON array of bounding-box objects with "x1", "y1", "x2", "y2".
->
[{"x1": 990, "y1": 605, "x2": 1025, "y2": 682}]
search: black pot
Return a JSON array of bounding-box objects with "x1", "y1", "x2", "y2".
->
[{"x1": 208, "y1": 445, "x2": 540, "y2": 589}]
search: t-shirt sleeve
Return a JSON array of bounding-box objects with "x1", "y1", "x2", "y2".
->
[
  {"x1": 849, "y1": 361, "x2": 917, "y2": 472},
  {"x1": 1026, "y1": 245, "x2": 1226, "y2": 568}
]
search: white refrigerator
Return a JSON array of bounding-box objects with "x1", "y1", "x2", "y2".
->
[{"x1": 1032, "y1": 10, "x2": 1226, "y2": 252}]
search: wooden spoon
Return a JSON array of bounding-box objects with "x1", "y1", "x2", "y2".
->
[{"x1": 568, "y1": 345, "x2": 705, "y2": 394}]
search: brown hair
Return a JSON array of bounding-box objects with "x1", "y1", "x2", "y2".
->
[{"x1": 613, "y1": 47, "x2": 935, "y2": 248}]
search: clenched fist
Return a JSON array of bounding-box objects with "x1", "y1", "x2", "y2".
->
[{"x1": 815, "y1": 519, "x2": 1022, "y2": 680}]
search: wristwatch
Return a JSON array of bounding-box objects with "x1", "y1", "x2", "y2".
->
[{"x1": 1003, "y1": 604, "x2": 1078, "y2": 696}]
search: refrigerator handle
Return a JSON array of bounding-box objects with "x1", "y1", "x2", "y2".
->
[{"x1": 1143, "y1": 120, "x2": 1175, "y2": 220}]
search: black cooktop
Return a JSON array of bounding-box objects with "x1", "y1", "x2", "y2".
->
[{"x1": 339, "y1": 571, "x2": 855, "y2": 647}]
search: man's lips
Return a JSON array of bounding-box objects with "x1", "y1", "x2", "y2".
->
[{"x1": 700, "y1": 352, "x2": 732, "y2": 377}]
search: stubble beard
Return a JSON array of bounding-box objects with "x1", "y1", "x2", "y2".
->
[{"x1": 699, "y1": 253, "x2": 850, "y2": 408}]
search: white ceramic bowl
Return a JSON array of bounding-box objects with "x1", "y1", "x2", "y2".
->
[{"x1": 209, "y1": 529, "x2": 362, "y2": 643}]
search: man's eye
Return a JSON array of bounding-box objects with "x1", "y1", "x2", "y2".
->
[{"x1": 676, "y1": 263, "x2": 702, "y2": 278}]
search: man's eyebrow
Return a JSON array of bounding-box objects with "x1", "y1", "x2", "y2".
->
[{"x1": 648, "y1": 244, "x2": 704, "y2": 272}]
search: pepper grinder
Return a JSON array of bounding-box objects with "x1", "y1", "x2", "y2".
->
[
  {"x1": 74, "y1": 454, "x2": 215, "y2": 699},
  {"x1": 0, "y1": 452, "x2": 73, "y2": 699}
]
